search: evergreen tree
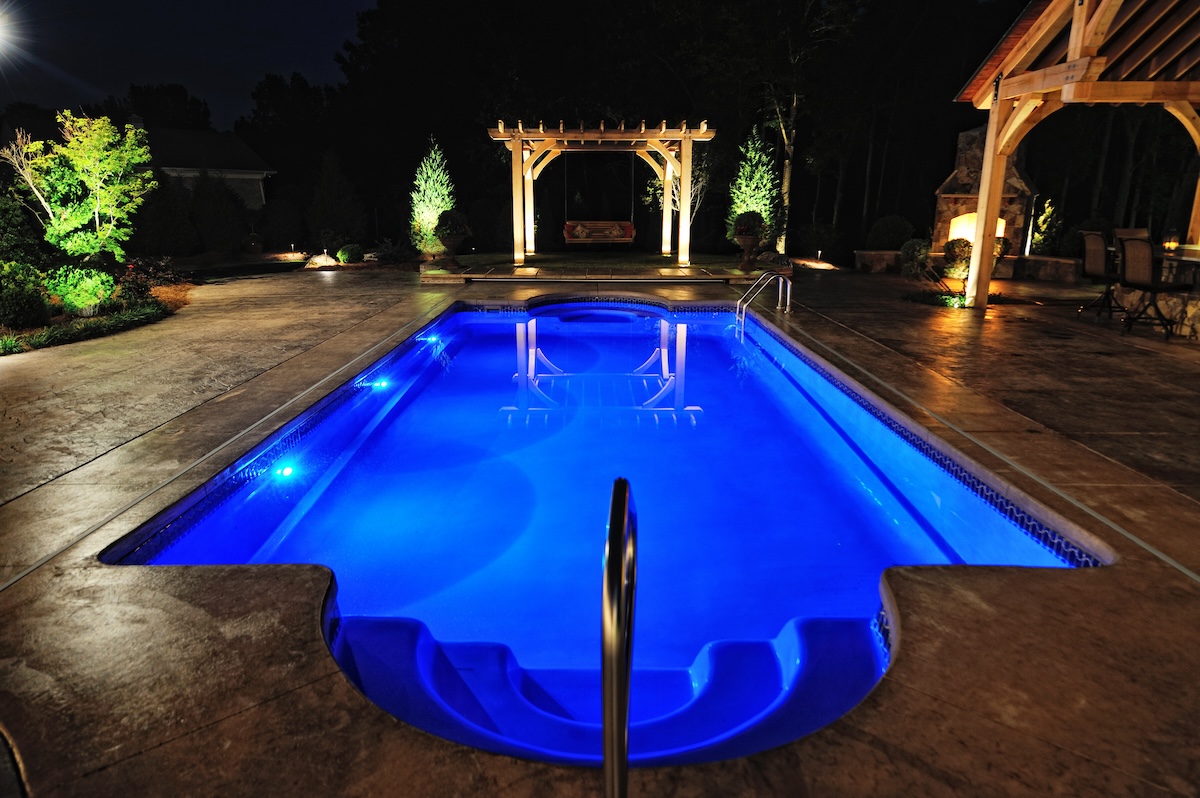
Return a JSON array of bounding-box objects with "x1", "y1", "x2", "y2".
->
[
  {"x1": 726, "y1": 127, "x2": 782, "y2": 243},
  {"x1": 409, "y1": 139, "x2": 455, "y2": 256}
]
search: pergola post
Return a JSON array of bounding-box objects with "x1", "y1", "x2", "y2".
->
[
  {"x1": 509, "y1": 132, "x2": 526, "y2": 265},
  {"x1": 523, "y1": 148, "x2": 536, "y2": 254},
  {"x1": 661, "y1": 160, "x2": 673, "y2": 257},
  {"x1": 678, "y1": 133, "x2": 694, "y2": 266}
]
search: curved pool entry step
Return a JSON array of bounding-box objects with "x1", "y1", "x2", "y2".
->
[{"x1": 330, "y1": 615, "x2": 886, "y2": 766}]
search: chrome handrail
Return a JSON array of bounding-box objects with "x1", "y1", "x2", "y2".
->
[
  {"x1": 603, "y1": 477, "x2": 637, "y2": 798},
  {"x1": 735, "y1": 270, "x2": 792, "y2": 325}
]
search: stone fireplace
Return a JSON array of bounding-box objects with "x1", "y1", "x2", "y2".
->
[{"x1": 933, "y1": 126, "x2": 1035, "y2": 254}]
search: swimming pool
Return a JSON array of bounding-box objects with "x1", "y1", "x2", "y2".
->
[{"x1": 102, "y1": 295, "x2": 1108, "y2": 767}]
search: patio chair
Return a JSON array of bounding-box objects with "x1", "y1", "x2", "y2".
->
[
  {"x1": 1114, "y1": 227, "x2": 1150, "y2": 242},
  {"x1": 1118, "y1": 236, "x2": 1178, "y2": 339},
  {"x1": 1077, "y1": 230, "x2": 1122, "y2": 319}
]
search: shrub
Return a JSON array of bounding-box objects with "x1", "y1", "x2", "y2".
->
[
  {"x1": 336, "y1": 244, "x2": 364, "y2": 264},
  {"x1": 728, "y1": 210, "x2": 766, "y2": 242},
  {"x1": 43, "y1": 266, "x2": 115, "y2": 315},
  {"x1": 374, "y1": 237, "x2": 415, "y2": 264},
  {"x1": 0, "y1": 261, "x2": 50, "y2": 329},
  {"x1": 899, "y1": 238, "x2": 933, "y2": 281},
  {"x1": 942, "y1": 238, "x2": 972, "y2": 279},
  {"x1": 995, "y1": 236, "x2": 1013, "y2": 259},
  {"x1": 434, "y1": 209, "x2": 471, "y2": 239},
  {"x1": 0, "y1": 334, "x2": 23, "y2": 355},
  {"x1": 944, "y1": 237, "x2": 972, "y2": 264},
  {"x1": 864, "y1": 215, "x2": 913, "y2": 250}
]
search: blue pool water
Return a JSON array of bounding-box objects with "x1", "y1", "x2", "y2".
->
[{"x1": 103, "y1": 296, "x2": 1105, "y2": 766}]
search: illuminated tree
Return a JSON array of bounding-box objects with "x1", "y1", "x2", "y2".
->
[
  {"x1": 726, "y1": 127, "x2": 781, "y2": 243},
  {"x1": 409, "y1": 139, "x2": 455, "y2": 256},
  {"x1": 0, "y1": 111, "x2": 156, "y2": 260}
]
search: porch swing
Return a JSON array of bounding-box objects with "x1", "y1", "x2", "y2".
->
[{"x1": 562, "y1": 151, "x2": 636, "y2": 245}]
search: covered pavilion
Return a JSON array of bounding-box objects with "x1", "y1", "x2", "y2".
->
[
  {"x1": 958, "y1": 0, "x2": 1200, "y2": 307},
  {"x1": 488, "y1": 120, "x2": 715, "y2": 267}
]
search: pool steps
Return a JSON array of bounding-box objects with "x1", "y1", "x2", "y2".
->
[{"x1": 332, "y1": 615, "x2": 884, "y2": 766}]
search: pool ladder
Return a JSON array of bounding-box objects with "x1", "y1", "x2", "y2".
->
[
  {"x1": 735, "y1": 271, "x2": 792, "y2": 325},
  {"x1": 603, "y1": 478, "x2": 637, "y2": 798}
]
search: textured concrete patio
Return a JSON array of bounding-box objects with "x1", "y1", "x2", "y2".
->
[{"x1": 0, "y1": 264, "x2": 1197, "y2": 796}]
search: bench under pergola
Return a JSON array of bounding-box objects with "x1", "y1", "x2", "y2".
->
[
  {"x1": 958, "y1": 0, "x2": 1200, "y2": 307},
  {"x1": 488, "y1": 120, "x2": 716, "y2": 266}
]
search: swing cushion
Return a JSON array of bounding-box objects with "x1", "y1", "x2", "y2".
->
[{"x1": 564, "y1": 221, "x2": 635, "y2": 244}]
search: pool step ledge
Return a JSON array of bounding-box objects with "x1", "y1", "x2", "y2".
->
[{"x1": 332, "y1": 615, "x2": 884, "y2": 766}]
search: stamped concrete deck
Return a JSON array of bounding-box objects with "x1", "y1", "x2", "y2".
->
[{"x1": 1, "y1": 265, "x2": 1198, "y2": 796}]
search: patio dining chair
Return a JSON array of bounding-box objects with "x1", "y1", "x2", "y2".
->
[
  {"x1": 1113, "y1": 227, "x2": 1150, "y2": 242},
  {"x1": 1077, "y1": 230, "x2": 1121, "y2": 319},
  {"x1": 1118, "y1": 236, "x2": 1177, "y2": 339}
]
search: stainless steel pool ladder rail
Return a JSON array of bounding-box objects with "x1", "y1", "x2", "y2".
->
[
  {"x1": 735, "y1": 271, "x2": 792, "y2": 325},
  {"x1": 603, "y1": 477, "x2": 638, "y2": 798}
]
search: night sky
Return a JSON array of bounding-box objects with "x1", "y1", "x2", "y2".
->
[{"x1": 0, "y1": 0, "x2": 375, "y2": 130}]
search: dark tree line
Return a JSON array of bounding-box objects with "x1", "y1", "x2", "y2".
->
[{"x1": 6, "y1": 0, "x2": 1194, "y2": 263}]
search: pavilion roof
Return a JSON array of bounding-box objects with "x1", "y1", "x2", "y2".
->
[{"x1": 957, "y1": 0, "x2": 1200, "y2": 108}]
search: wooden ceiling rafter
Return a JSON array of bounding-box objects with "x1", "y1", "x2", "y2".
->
[{"x1": 957, "y1": 0, "x2": 1200, "y2": 308}]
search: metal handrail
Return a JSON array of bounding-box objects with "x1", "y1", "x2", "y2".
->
[
  {"x1": 735, "y1": 270, "x2": 792, "y2": 324},
  {"x1": 603, "y1": 477, "x2": 637, "y2": 798}
]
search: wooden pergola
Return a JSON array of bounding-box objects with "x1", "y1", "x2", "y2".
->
[
  {"x1": 487, "y1": 120, "x2": 716, "y2": 266},
  {"x1": 958, "y1": 0, "x2": 1200, "y2": 307}
]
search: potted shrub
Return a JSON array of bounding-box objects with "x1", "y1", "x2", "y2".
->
[
  {"x1": 434, "y1": 209, "x2": 471, "y2": 259},
  {"x1": 728, "y1": 210, "x2": 765, "y2": 267}
]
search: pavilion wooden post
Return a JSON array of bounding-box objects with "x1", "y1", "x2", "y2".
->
[{"x1": 966, "y1": 78, "x2": 1011, "y2": 308}]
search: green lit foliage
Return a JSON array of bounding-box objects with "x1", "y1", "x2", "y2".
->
[
  {"x1": 0, "y1": 262, "x2": 50, "y2": 329},
  {"x1": 410, "y1": 139, "x2": 455, "y2": 256},
  {"x1": 1030, "y1": 198, "x2": 1062, "y2": 256},
  {"x1": 943, "y1": 237, "x2": 972, "y2": 278},
  {"x1": 944, "y1": 237, "x2": 1009, "y2": 279},
  {"x1": 726, "y1": 127, "x2": 780, "y2": 243},
  {"x1": 44, "y1": 266, "x2": 115, "y2": 315},
  {"x1": 0, "y1": 111, "x2": 156, "y2": 260},
  {"x1": 336, "y1": 243, "x2": 363, "y2": 263}
]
